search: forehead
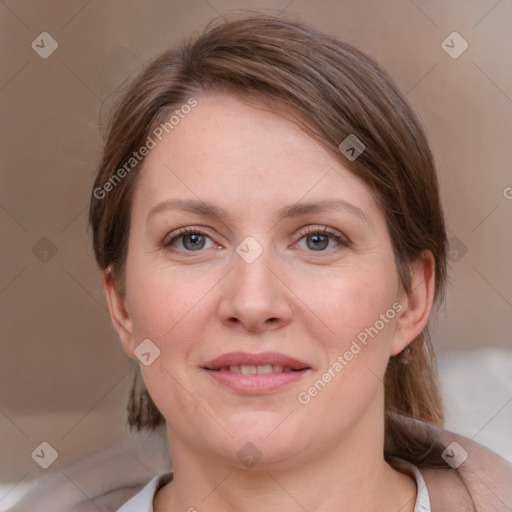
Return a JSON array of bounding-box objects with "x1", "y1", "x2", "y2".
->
[{"x1": 131, "y1": 92, "x2": 380, "y2": 223}]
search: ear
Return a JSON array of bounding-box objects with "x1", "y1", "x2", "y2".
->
[
  {"x1": 391, "y1": 250, "x2": 436, "y2": 356},
  {"x1": 102, "y1": 269, "x2": 136, "y2": 359}
]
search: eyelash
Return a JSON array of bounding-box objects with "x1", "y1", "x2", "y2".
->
[
  {"x1": 161, "y1": 226, "x2": 350, "y2": 253},
  {"x1": 161, "y1": 227, "x2": 215, "y2": 250},
  {"x1": 296, "y1": 226, "x2": 350, "y2": 251}
]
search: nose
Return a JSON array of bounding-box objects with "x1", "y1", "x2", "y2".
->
[{"x1": 217, "y1": 250, "x2": 293, "y2": 333}]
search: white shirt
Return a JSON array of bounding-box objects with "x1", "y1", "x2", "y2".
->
[{"x1": 116, "y1": 461, "x2": 431, "y2": 512}]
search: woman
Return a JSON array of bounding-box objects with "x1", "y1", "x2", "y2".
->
[{"x1": 89, "y1": 14, "x2": 512, "y2": 512}]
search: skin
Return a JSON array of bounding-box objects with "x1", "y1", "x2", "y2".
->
[{"x1": 103, "y1": 92, "x2": 435, "y2": 512}]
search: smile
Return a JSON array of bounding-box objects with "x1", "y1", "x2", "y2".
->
[
  {"x1": 203, "y1": 366, "x2": 310, "y2": 394},
  {"x1": 215, "y1": 365, "x2": 301, "y2": 374}
]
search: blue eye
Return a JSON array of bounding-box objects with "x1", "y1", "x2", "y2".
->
[
  {"x1": 296, "y1": 228, "x2": 348, "y2": 252},
  {"x1": 305, "y1": 233, "x2": 330, "y2": 250},
  {"x1": 164, "y1": 228, "x2": 215, "y2": 251},
  {"x1": 162, "y1": 226, "x2": 349, "y2": 254},
  {"x1": 181, "y1": 233, "x2": 207, "y2": 250}
]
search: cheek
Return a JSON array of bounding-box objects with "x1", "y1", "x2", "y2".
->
[
  {"x1": 302, "y1": 264, "x2": 399, "y2": 350},
  {"x1": 294, "y1": 268, "x2": 400, "y2": 420},
  {"x1": 126, "y1": 266, "x2": 217, "y2": 426},
  {"x1": 125, "y1": 256, "x2": 216, "y2": 343}
]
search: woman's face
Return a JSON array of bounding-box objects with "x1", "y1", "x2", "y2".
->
[{"x1": 109, "y1": 92, "x2": 422, "y2": 468}]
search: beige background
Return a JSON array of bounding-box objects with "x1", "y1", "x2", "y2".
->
[{"x1": 1, "y1": 0, "x2": 511, "y2": 499}]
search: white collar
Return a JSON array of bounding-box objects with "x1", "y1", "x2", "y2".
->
[{"x1": 116, "y1": 463, "x2": 430, "y2": 512}]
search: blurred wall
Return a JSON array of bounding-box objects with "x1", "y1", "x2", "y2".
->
[{"x1": 1, "y1": 0, "x2": 511, "y2": 491}]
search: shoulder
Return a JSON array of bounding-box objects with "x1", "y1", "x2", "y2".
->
[
  {"x1": 116, "y1": 472, "x2": 173, "y2": 512},
  {"x1": 418, "y1": 466, "x2": 475, "y2": 511},
  {"x1": 396, "y1": 415, "x2": 512, "y2": 512}
]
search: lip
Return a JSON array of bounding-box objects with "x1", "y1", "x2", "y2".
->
[
  {"x1": 204, "y1": 369, "x2": 310, "y2": 394},
  {"x1": 201, "y1": 351, "x2": 311, "y2": 395},
  {"x1": 202, "y1": 351, "x2": 310, "y2": 371}
]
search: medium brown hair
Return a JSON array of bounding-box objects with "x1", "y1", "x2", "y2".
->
[{"x1": 89, "y1": 14, "x2": 448, "y2": 467}]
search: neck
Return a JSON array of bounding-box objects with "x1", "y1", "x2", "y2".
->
[{"x1": 154, "y1": 406, "x2": 416, "y2": 512}]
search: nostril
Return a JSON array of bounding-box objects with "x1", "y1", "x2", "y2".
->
[{"x1": 222, "y1": 314, "x2": 285, "y2": 331}]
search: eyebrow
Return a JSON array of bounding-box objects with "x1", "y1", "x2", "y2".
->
[
  {"x1": 147, "y1": 198, "x2": 371, "y2": 227},
  {"x1": 275, "y1": 200, "x2": 371, "y2": 227}
]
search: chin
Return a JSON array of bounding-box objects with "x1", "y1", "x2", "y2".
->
[{"x1": 216, "y1": 413, "x2": 307, "y2": 467}]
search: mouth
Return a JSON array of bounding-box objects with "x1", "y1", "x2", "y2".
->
[
  {"x1": 202, "y1": 351, "x2": 311, "y2": 372},
  {"x1": 201, "y1": 352, "x2": 311, "y2": 394},
  {"x1": 209, "y1": 364, "x2": 305, "y2": 374}
]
